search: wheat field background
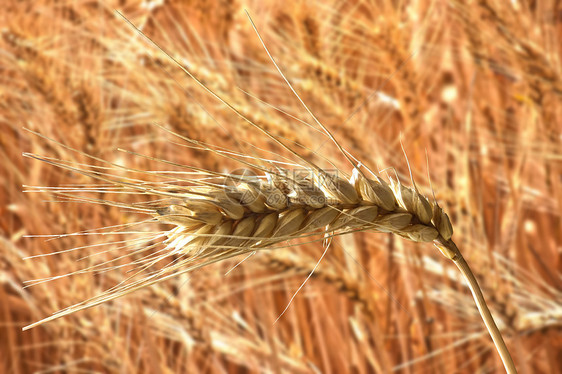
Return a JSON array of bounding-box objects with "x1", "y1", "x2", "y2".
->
[{"x1": 1, "y1": 0, "x2": 561, "y2": 373}]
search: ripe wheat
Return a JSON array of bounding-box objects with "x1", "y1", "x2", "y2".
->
[{"x1": 22, "y1": 10, "x2": 518, "y2": 374}]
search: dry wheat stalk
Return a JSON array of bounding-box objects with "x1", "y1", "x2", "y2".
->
[{"x1": 22, "y1": 10, "x2": 518, "y2": 374}]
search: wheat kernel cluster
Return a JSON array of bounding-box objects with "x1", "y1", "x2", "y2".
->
[{"x1": 158, "y1": 168, "x2": 453, "y2": 260}]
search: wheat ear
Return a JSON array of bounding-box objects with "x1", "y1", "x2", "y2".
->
[{"x1": 23, "y1": 10, "x2": 517, "y2": 374}]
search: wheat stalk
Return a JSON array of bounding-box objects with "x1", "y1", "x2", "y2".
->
[{"x1": 21, "y1": 10, "x2": 518, "y2": 374}]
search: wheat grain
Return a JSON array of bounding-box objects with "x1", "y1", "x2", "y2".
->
[{"x1": 155, "y1": 165, "x2": 451, "y2": 254}]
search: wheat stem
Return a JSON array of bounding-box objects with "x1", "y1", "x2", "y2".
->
[{"x1": 437, "y1": 239, "x2": 517, "y2": 374}]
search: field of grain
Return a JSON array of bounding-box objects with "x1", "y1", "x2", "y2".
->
[{"x1": 1, "y1": 1, "x2": 561, "y2": 373}]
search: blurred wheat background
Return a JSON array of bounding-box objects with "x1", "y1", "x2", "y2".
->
[{"x1": 1, "y1": 0, "x2": 561, "y2": 373}]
